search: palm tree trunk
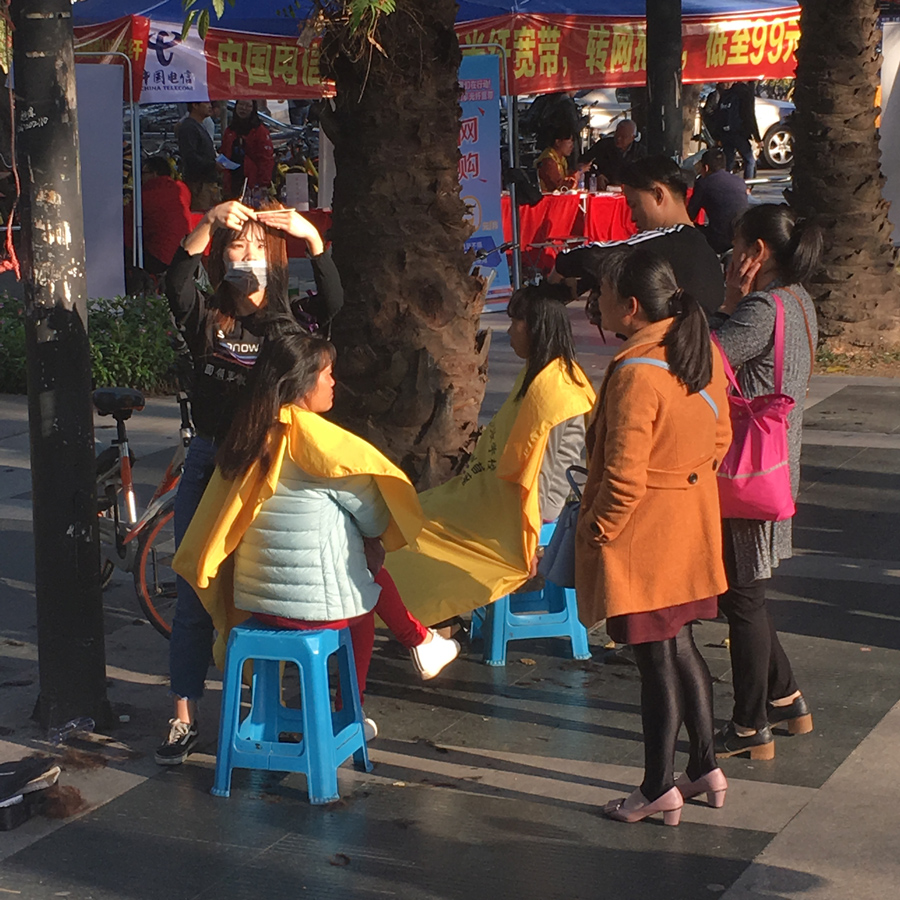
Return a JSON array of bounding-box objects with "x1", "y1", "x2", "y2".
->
[
  {"x1": 790, "y1": 0, "x2": 900, "y2": 347},
  {"x1": 322, "y1": 0, "x2": 489, "y2": 488}
]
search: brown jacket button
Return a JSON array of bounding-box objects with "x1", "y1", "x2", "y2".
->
[{"x1": 687, "y1": 472, "x2": 698, "y2": 484}]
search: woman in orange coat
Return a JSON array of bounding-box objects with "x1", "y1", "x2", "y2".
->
[{"x1": 575, "y1": 245, "x2": 732, "y2": 826}]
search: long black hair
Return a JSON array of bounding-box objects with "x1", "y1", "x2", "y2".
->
[
  {"x1": 229, "y1": 100, "x2": 263, "y2": 136},
  {"x1": 216, "y1": 324, "x2": 336, "y2": 480},
  {"x1": 507, "y1": 282, "x2": 583, "y2": 400},
  {"x1": 603, "y1": 246, "x2": 712, "y2": 394},
  {"x1": 733, "y1": 204, "x2": 823, "y2": 285}
]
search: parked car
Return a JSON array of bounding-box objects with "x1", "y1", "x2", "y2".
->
[
  {"x1": 578, "y1": 85, "x2": 794, "y2": 169},
  {"x1": 697, "y1": 86, "x2": 795, "y2": 169},
  {"x1": 754, "y1": 97, "x2": 795, "y2": 168}
]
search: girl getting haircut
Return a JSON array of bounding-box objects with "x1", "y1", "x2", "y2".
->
[
  {"x1": 217, "y1": 327, "x2": 336, "y2": 480},
  {"x1": 507, "y1": 282, "x2": 584, "y2": 400}
]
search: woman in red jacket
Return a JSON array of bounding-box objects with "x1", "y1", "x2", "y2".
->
[{"x1": 221, "y1": 100, "x2": 274, "y2": 200}]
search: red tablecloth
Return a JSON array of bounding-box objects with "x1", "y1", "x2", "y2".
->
[
  {"x1": 501, "y1": 191, "x2": 637, "y2": 273},
  {"x1": 584, "y1": 193, "x2": 638, "y2": 244}
]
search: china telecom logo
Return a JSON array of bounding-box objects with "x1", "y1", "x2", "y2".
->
[{"x1": 148, "y1": 29, "x2": 181, "y2": 66}]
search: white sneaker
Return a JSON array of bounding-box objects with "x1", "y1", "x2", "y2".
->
[
  {"x1": 363, "y1": 717, "x2": 378, "y2": 741},
  {"x1": 410, "y1": 630, "x2": 461, "y2": 680}
]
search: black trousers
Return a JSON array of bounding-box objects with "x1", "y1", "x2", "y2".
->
[
  {"x1": 632, "y1": 625, "x2": 718, "y2": 802},
  {"x1": 718, "y1": 540, "x2": 798, "y2": 731}
]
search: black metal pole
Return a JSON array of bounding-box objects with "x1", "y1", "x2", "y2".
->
[
  {"x1": 645, "y1": 0, "x2": 683, "y2": 159},
  {"x1": 11, "y1": 0, "x2": 111, "y2": 730}
]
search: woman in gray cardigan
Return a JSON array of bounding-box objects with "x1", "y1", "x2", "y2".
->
[{"x1": 710, "y1": 205, "x2": 822, "y2": 761}]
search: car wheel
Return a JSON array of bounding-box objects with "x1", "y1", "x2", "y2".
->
[{"x1": 762, "y1": 123, "x2": 794, "y2": 168}]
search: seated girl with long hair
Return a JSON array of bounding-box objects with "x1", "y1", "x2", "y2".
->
[
  {"x1": 173, "y1": 328, "x2": 460, "y2": 738},
  {"x1": 386, "y1": 283, "x2": 597, "y2": 627}
]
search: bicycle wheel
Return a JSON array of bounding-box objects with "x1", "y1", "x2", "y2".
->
[{"x1": 134, "y1": 507, "x2": 178, "y2": 638}]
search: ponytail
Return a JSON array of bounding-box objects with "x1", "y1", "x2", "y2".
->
[
  {"x1": 781, "y1": 216, "x2": 823, "y2": 284},
  {"x1": 602, "y1": 245, "x2": 712, "y2": 394},
  {"x1": 661, "y1": 288, "x2": 712, "y2": 394},
  {"x1": 216, "y1": 330, "x2": 336, "y2": 481},
  {"x1": 733, "y1": 204, "x2": 823, "y2": 285}
]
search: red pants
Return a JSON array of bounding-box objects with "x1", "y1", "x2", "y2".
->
[{"x1": 253, "y1": 568, "x2": 429, "y2": 702}]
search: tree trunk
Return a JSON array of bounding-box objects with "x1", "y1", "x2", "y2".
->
[
  {"x1": 790, "y1": 0, "x2": 900, "y2": 347},
  {"x1": 322, "y1": 1, "x2": 489, "y2": 488},
  {"x1": 645, "y1": 0, "x2": 682, "y2": 158}
]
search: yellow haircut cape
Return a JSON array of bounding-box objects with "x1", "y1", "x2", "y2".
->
[
  {"x1": 172, "y1": 405, "x2": 424, "y2": 667},
  {"x1": 387, "y1": 359, "x2": 596, "y2": 626}
]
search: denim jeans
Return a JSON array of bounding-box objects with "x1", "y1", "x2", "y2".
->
[
  {"x1": 169, "y1": 436, "x2": 218, "y2": 700},
  {"x1": 723, "y1": 135, "x2": 756, "y2": 180}
]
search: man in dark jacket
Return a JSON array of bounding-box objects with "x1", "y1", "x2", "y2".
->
[
  {"x1": 712, "y1": 82, "x2": 760, "y2": 179},
  {"x1": 688, "y1": 148, "x2": 749, "y2": 254},
  {"x1": 177, "y1": 101, "x2": 219, "y2": 211},
  {"x1": 581, "y1": 120, "x2": 647, "y2": 189}
]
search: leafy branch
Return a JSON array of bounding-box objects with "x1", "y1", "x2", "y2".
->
[{"x1": 180, "y1": 0, "x2": 396, "y2": 45}]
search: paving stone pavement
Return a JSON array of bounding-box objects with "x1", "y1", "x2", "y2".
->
[{"x1": 1, "y1": 306, "x2": 899, "y2": 899}]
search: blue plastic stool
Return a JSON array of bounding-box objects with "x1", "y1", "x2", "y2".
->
[
  {"x1": 470, "y1": 522, "x2": 591, "y2": 666},
  {"x1": 211, "y1": 620, "x2": 372, "y2": 804}
]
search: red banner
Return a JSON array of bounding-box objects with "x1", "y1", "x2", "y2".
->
[
  {"x1": 456, "y1": 9, "x2": 800, "y2": 93},
  {"x1": 73, "y1": 15, "x2": 150, "y2": 101},
  {"x1": 204, "y1": 28, "x2": 333, "y2": 100}
]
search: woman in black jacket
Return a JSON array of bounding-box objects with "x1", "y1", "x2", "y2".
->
[{"x1": 156, "y1": 199, "x2": 343, "y2": 765}]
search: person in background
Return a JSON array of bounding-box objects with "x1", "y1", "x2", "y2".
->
[
  {"x1": 576, "y1": 246, "x2": 731, "y2": 826},
  {"x1": 552, "y1": 156, "x2": 726, "y2": 315},
  {"x1": 710, "y1": 205, "x2": 822, "y2": 761},
  {"x1": 221, "y1": 100, "x2": 275, "y2": 201},
  {"x1": 523, "y1": 91, "x2": 585, "y2": 166},
  {"x1": 581, "y1": 120, "x2": 647, "y2": 190},
  {"x1": 124, "y1": 156, "x2": 193, "y2": 276},
  {"x1": 155, "y1": 199, "x2": 343, "y2": 766},
  {"x1": 711, "y1": 82, "x2": 761, "y2": 180},
  {"x1": 535, "y1": 127, "x2": 588, "y2": 193},
  {"x1": 288, "y1": 99, "x2": 312, "y2": 127},
  {"x1": 688, "y1": 148, "x2": 749, "y2": 255},
  {"x1": 177, "y1": 101, "x2": 220, "y2": 212}
]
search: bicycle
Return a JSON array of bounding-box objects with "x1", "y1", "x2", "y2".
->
[{"x1": 94, "y1": 387, "x2": 194, "y2": 638}]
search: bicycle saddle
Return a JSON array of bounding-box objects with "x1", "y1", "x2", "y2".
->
[{"x1": 92, "y1": 387, "x2": 146, "y2": 417}]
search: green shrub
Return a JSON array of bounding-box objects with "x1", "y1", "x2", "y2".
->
[
  {"x1": 88, "y1": 294, "x2": 176, "y2": 392},
  {"x1": 0, "y1": 292, "x2": 177, "y2": 394},
  {"x1": 0, "y1": 294, "x2": 27, "y2": 393}
]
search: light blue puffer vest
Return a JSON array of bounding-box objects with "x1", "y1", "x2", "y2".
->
[{"x1": 233, "y1": 458, "x2": 390, "y2": 621}]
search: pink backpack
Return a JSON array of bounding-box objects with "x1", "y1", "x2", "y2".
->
[{"x1": 713, "y1": 294, "x2": 797, "y2": 522}]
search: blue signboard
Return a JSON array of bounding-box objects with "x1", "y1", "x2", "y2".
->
[{"x1": 459, "y1": 54, "x2": 511, "y2": 302}]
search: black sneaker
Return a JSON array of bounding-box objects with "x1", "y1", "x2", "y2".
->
[
  {"x1": 768, "y1": 694, "x2": 814, "y2": 735},
  {"x1": 155, "y1": 718, "x2": 199, "y2": 766},
  {"x1": 715, "y1": 721, "x2": 775, "y2": 760}
]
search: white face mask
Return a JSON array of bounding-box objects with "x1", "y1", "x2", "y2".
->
[{"x1": 224, "y1": 259, "x2": 267, "y2": 292}]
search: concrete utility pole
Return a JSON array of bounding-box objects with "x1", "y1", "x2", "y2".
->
[
  {"x1": 11, "y1": 0, "x2": 111, "y2": 730},
  {"x1": 645, "y1": 0, "x2": 683, "y2": 159}
]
